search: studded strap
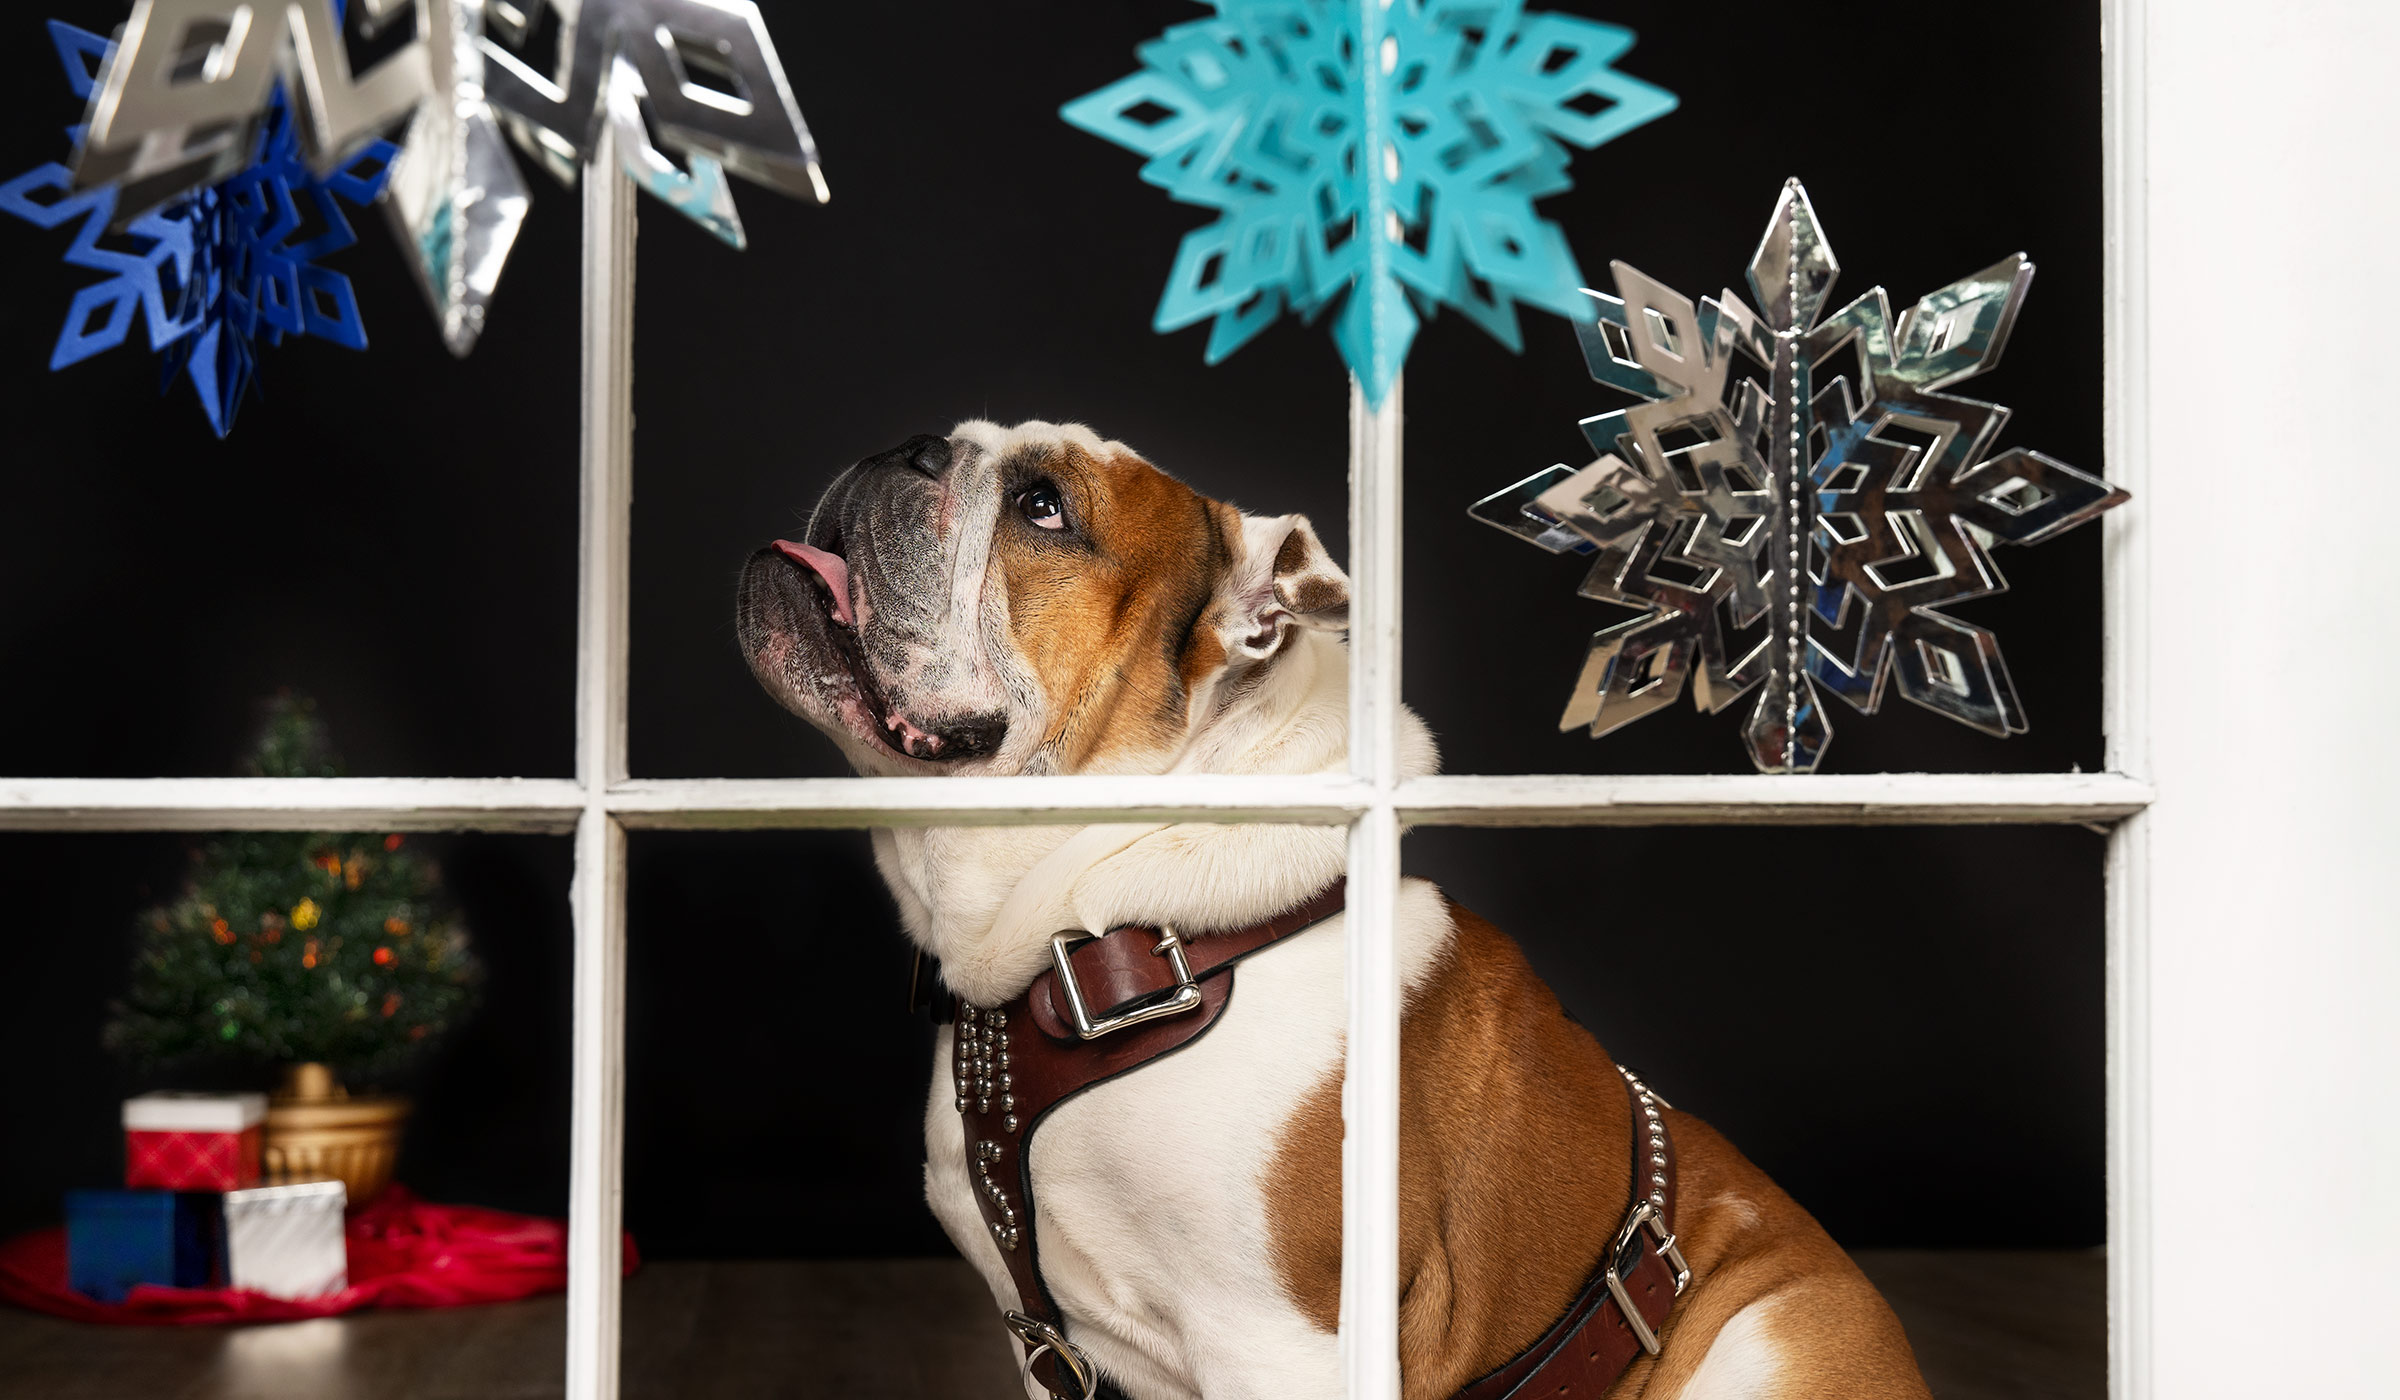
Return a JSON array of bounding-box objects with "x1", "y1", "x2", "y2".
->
[
  {"x1": 952, "y1": 883, "x2": 1347, "y2": 1399},
  {"x1": 1452, "y1": 1065, "x2": 1684, "y2": 1400},
  {"x1": 949, "y1": 889, "x2": 1682, "y2": 1400}
]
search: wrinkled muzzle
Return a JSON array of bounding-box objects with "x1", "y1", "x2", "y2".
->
[{"x1": 738, "y1": 434, "x2": 1012, "y2": 766}]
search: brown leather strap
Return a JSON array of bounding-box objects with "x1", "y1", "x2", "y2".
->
[
  {"x1": 951, "y1": 881, "x2": 1682, "y2": 1400},
  {"x1": 953, "y1": 882, "x2": 1347, "y2": 1398},
  {"x1": 1030, "y1": 882, "x2": 1351, "y2": 1042},
  {"x1": 1454, "y1": 1065, "x2": 1684, "y2": 1400}
]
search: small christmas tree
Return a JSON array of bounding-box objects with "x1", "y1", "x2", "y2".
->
[{"x1": 105, "y1": 695, "x2": 481, "y2": 1080}]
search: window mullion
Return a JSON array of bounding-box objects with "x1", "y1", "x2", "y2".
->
[
  {"x1": 567, "y1": 127, "x2": 636, "y2": 1400},
  {"x1": 0, "y1": 772, "x2": 2157, "y2": 833},
  {"x1": 1391, "y1": 771, "x2": 2153, "y2": 827},
  {"x1": 2100, "y1": 1, "x2": 2153, "y2": 1396},
  {"x1": 1343, "y1": 373, "x2": 1405, "y2": 1400}
]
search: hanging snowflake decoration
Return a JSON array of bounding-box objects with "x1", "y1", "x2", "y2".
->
[
  {"x1": 0, "y1": 20, "x2": 394, "y2": 436},
  {"x1": 1063, "y1": 0, "x2": 1674, "y2": 403},
  {"x1": 1471, "y1": 180, "x2": 2129, "y2": 773}
]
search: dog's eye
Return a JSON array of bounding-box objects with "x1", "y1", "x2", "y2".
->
[{"x1": 1018, "y1": 484, "x2": 1066, "y2": 531}]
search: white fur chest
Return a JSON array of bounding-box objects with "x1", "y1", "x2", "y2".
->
[{"x1": 921, "y1": 881, "x2": 1450, "y2": 1400}]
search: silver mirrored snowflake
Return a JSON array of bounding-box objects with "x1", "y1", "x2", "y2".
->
[{"x1": 1472, "y1": 179, "x2": 2129, "y2": 773}]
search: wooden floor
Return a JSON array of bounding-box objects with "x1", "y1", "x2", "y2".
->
[{"x1": 0, "y1": 1250, "x2": 2102, "y2": 1398}]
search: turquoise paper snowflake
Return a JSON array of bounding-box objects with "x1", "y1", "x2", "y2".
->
[{"x1": 1064, "y1": 0, "x2": 1674, "y2": 403}]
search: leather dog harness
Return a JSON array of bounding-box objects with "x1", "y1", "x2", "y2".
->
[{"x1": 941, "y1": 882, "x2": 1687, "y2": 1400}]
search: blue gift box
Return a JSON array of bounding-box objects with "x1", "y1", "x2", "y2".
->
[{"x1": 64, "y1": 1189, "x2": 217, "y2": 1302}]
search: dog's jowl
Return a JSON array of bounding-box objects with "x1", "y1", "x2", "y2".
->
[{"x1": 738, "y1": 421, "x2": 1932, "y2": 1400}]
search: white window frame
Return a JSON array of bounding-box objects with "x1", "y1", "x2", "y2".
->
[{"x1": 0, "y1": 10, "x2": 2193, "y2": 1392}]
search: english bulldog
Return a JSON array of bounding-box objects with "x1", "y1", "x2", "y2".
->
[{"x1": 737, "y1": 421, "x2": 1931, "y2": 1400}]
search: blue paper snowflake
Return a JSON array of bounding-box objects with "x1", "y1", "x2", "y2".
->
[
  {"x1": 0, "y1": 20, "x2": 395, "y2": 436},
  {"x1": 1064, "y1": 0, "x2": 1674, "y2": 403}
]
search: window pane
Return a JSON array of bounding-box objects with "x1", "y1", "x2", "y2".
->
[
  {"x1": 1405, "y1": 6, "x2": 2104, "y2": 777},
  {"x1": 0, "y1": 833, "x2": 575, "y2": 1396},
  {"x1": 624, "y1": 830, "x2": 943, "y2": 1256},
  {"x1": 0, "y1": 205, "x2": 583, "y2": 778},
  {"x1": 1413, "y1": 821, "x2": 2107, "y2": 1395},
  {"x1": 620, "y1": 7, "x2": 1369, "y2": 780},
  {"x1": 1409, "y1": 824, "x2": 2105, "y2": 1250},
  {"x1": 625, "y1": 210, "x2": 1349, "y2": 779},
  {"x1": 0, "y1": 831, "x2": 573, "y2": 1236},
  {"x1": 620, "y1": 829, "x2": 1035, "y2": 1393}
]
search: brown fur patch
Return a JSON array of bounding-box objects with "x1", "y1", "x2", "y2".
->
[
  {"x1": 1272, "y1": 528, "x2": 1315, "y2": 579},
  {"x1": 1263, "y1": 903, "x2": 1932, "y2": 1399},
  {"x1": 1282, "y1": 572, "x2": 1345, "y2": 618},
  {"x1": 1272, "y1": 527, "x2": 1347, "y2": 617},
  {"x1": 1265, "y1": 904, "x2": 1631, "y2": 1395},
  {"x1": 995, "y1": 444, "x2": 1233, "y2": 770}
]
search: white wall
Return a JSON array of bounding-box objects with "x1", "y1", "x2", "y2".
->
[{"x1": 2137, "y1": 1, "x2": 2400, "y2": 1392}]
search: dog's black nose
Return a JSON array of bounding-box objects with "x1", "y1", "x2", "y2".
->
[{"x1": 876, "y1": 433, "x2": 952, "y2": 480}]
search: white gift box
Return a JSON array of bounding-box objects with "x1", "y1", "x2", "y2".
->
[{"x1": 222, "y1": 1179, "x2": 349, "y2": 1300}]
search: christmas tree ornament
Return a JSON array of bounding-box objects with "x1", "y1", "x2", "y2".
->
[
  {"x1": 1063, "y1": 0, "x2": 1674, "y2": 404},
  {"x1": 382, "y1": 0, "x2": 531, "y2": 355},
  {"x1": 0, "y1": 20, "x2": 396, "y2": 435},
  {"x1": 122, "y1": 1093, "x2": 267, "y2": 1192},
  {"x1": 71, "y1": 0, "x2": 435, "y2": 219},
  {"x1": 0, "y1": 25, "x2": 198, "y2": 366},
  {"x1": 478, "y1": 0, "x2": 830, "y2": 230},
  {"x1": 1472, "y1": 180, "x2": 2129, "y2": 772},
  {"x1": 600, "y1": 53, "x2": 744, "y2": 245},
  {"x1": 25, "y1": 0, "x2": 824, "y2": 382},
  {"x1": 222, "y1": 1180, "x2": 349, "y2": 1301}
]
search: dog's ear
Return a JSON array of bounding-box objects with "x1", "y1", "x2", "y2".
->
[
  {"x1": 1219, "y1": 513, "x2": 1350, "y2": 668},
  {"x1": 1267, "y1": 516, "x2": 1350, "y2": 630}
]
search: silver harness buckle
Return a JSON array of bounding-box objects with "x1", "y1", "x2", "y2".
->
[
  {"x1": 1603, "y1": 1198, "x2": 1691, "y2": 1355},
  {"x1": 1049, "y1": 925, "x2": 1204, "y2": 1040},
  {"x1": 1004, "y1": 1310, "x2": 1100, "y2": 1400}
]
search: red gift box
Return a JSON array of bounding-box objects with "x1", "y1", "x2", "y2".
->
[{"x1": 122, "y1": 1093, "x2": 267, "y2": 1192}]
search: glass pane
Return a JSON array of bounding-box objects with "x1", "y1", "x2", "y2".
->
[
  {"x1": 1413, "y1": 822, "x2": 2104, "y2": 1391},
  {"x1": 626, "y1": 216, "x2": 1351, "y2": 778},
  {"x1": 0, "y1": 196, "x2": 583, "y2": 777},
  {"x1": 624, "y1": 830, "x2": 944, "y2": 1256},
  {"x1": 1413, "y1": 821, "x2": 2104, "y2": 1222},
  {"x1": 1405, "y1": 5, "x2": 2105, "y2": 777},
  {"x1": 0, "y1": 830, "x2": 572, "y2": 1323},
  {"x1": 620, "y1": 829, "x2": 1024, "y2": 1392}
]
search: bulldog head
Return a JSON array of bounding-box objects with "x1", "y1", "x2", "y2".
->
[{"x1": 738, "y1": 421, "x2": 1349, "y2": 776}]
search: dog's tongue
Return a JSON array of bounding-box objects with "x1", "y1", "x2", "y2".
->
[{"x1": 772, "y1": 539, "x2": 854, "y2": 626}]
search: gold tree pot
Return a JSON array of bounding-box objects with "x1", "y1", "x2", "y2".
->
[{"x1": 262, "y1": 1062, "x2": 409, "y2": 1205}]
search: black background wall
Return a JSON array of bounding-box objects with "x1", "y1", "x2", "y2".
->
[{"x1": 0, "y1": 1, "x2": 2105, "y2": 1252}]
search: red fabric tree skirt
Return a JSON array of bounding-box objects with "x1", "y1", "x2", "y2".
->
[{"x1": 0, "y1": 1186, "x2": 639, "y2": 1325}]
